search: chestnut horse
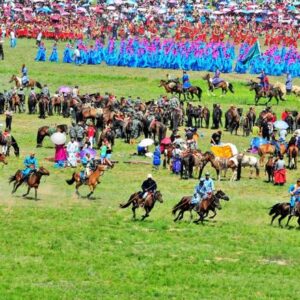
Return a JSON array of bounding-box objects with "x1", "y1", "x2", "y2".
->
[
  {"x1": 9, "y1": 75, "x2": 42, "y2": 89},
  {"x1": 258, "y1": 144, "x2": 286, "y2": 166},
  {"x1": 172, "y1": 190, "x2": 229, "y2": 222},
  {"x1": 120, "y1": 191, "x2": 163, "y2": 220},
  {"x1": 0, "y1": 153, "x2": 7, "y2": 165},
  {"x1": 66, "y1": 164, "x2": 107, "y2": 199},
  {"x1": 36, "y1": 124, "x2": 68, "y2": 147},
  {"x1": 9, "y1": 167, "x2": 50, "y2": 200},
  {"x1": 203, "y1": 73, "x2": 234, "y2": 95},
  {"x1": 287, "y1": 145, "x2": 298, "y2": 169}
]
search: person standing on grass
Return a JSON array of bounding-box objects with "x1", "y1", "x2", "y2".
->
[
  {"x1": 10, "y1": 30, "x2": 16, "y2": 48},
  {"x1": 4, "y1": 109, "x2": 12, "y2": 131},
  {"x1": 274, "y1": 155, "x2": 286, "y2": 186},
  {"x1": 0, "y1": 37, "x2": 4, "y2": 60}
]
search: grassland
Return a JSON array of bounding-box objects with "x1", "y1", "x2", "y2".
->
[{"x1": 0, "y1": 39, "x2": 300, "y2": 299}]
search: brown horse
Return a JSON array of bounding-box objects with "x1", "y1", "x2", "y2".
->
[
  {"x1": 159, "y1": 80, "x2": 183, "y2": 100},
  {"x1": 203, "y1": 73, "x2": 234, "y2": 95},
  {"x1": 287, "y1": 145, "x2": 298, "y2": 169},
  {"x1": 36, "y1": 124, "x2": 68, "y2": 147},
  {"x1": 9, "y1": 75, "x2": 42, "y2": 89},
  {"x1": 51, "y1": 95, "x2": 63, "y2": 114},
  {"x1": 9, "y1": 167, "x2": 50, "y2": 200},
  {"x1": 258, "y1": 144, "x2": 286, "y2": 166},
  {"x1": 269, "y1": 202, "x2": 291, "y2": 227},
  {"x1": 0, "y1": 153, "x2": 7, "y2": 165},
  {"x1": 66, "y1": 164, "x2": 107, "y2": 199},
  {"x1": 149, "y1": 120, "x2": 167, "y2": 143},
  {"x1": 120, "y1": 191, "x2": 163, "y2": 220},
  {"x1": 10, "y1": 94, "x2": 21, "y2": 113},
  {"x1": 265, "y1": 155, "x2": 276, "y2": 182},
  {"x1": 194, "y1": 190, "x2": 230, "y2": 224},
  {"x1": 172, "y1": 190, "x2": 229, "y2": 222}
]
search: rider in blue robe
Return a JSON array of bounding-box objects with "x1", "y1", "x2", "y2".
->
[
  {"x1": 49, "y1": 44, "x2": 59, "y2": 62},
  {"x1": 182, "y1": 71, "x2": 191, "y2": 91},
  {"x1": 21, "y1": 64, "x2": 29, "y2": 86},
  {"x1": 289, "y1": 180, "x2": 300, "y2": 214},
  {"x1": 22, "y1": 153, "x2": 38, "y2": 179}
]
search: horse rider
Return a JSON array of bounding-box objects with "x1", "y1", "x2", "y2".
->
[
  {"x1": 182, "y1": 70, "x2": 191, "y2": 93},
  {"x1": 212, "y1": 68, "x2": 224, "y2": 86},
  {"x1": 285, "y1": 72, "x2": 293, "y2": 95},
  {"x1": 289, "y1": 178, "x2": 300, "y2": 215},
  {"x1": 257, "y1": 70, "x2": 269, "y2": 96},
  {"x1": 166, "y1": 73, "x2": 178, "y2": 89},
  {"x1": 139, "y1": 174, "x2": 157, "y2": 202},
  {"x1": 203, "y1": 172, "x2": 215, "y2": 193},
  {"x1": 21, "y1": 64, "x2": 29, "y2": 87},
  {"x1": 191, "y1": 177, "x2": 209, "y2": 210},
  {"x1": 80, "y1": 153, "x2": 94, "y2": 182},
  {"x1": 21, "y1": 152, "x2": 38, "y2": 183}
]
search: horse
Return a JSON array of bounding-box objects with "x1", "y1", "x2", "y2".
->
[
  {"x1": 200, "y1": 106, "x2": 210, "y2": 128},
  {"x1": 51, "y1": 95, "x2": 63, "y2": 115},
  {"x1": 180, "y1": 150, "x2": 203, "y2": 179},
  {"x1": 28, "y1": 93, "x2": 37, "y2": 114},
  {"x1": 286, "y1": 202, "x2": 300, "y2": 227},
  {"x1": 248, "y1": 80, "x2": 284, "y2": 105},
  {"x1": 258, "y1": 144, "x2": 285, "y2": 166},
  {"x1": 0, "y1": 153, "x2": 7, "y2": 165},
  {"x1": 238, "y1": 154, "x2": 260, "y2": 178},
  {"x1": 159, "y1": 80, "x2": 183, "y2": 100},
  {"x1": 193, "y1": 190, "x2": 230, "y2": 224},
  {"x1": 149, "y1": 120, "x2": 166, "y2": 143},
  {"x1": 10, "y1": 94, "x2": 21, "y2": 113},
  {"x1": 185, "y1": 85, "x2": 202, "y2": 101},
  {"x1": 172, "y1": 190, "x2": 229, "y2": 222},
  {"x1": 36, "y1": 124, "x2": 68, "y2": 147},
  {"x1": 9, "y1": 167, "x2": 50, "y2": 200},
  {"x1": 241, "y1": 116, "x2": 251, "y2": 136},
  {"x1": 287, "y1": 145, "x2": 298, "y2": 169},
  {"x1": 97, "y1": 128, "x2": 115, "y2": 149},
  {"x1": 66, "y1": 164, "x2": 107, "y2": 199},
  {"x1": 265, "y1": 156, "x2": 276, "y2": 182},
  {"x1": 269, "y1": 202, "x2": 291, "y2": 227},
  {"x1": 9, "y1": 75, "x2": 42, "y2": 89},
  {"x1": 0, "y1": 134, "x2": 19, "y2": 157},
  {"x1": 119, "y1": 191, "x2": 163, "y2": 220},
  {"x1": 203, "y1": 73, "x2": 234, "y2": 95},
  {"x1": 199, "y1": 151, "x2": 238, "y2": 181}
]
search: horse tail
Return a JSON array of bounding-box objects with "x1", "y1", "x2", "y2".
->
[
  {"x1": 119, "y1": 193, "x2": 136, "y2": 208},
  {"x1": 172, "y1": 198, "x2": 185, "y2": 215},
  {"x1": 269, "y1": 203, "x2": 282, "y2": 216},
  {"x1": 66, "y1": 173, "x2": 76, "y2": 185},
  {"x1": 229, "y1": 83, "x2": 234, "y2": 93},
  {"x1": 36, "y1": 81, "x2": 43, "y2": 89},
  {"x1": 9, "y1": 174, "x2": 16, "y2": 184}
]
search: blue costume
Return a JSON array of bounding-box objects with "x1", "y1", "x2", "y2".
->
[
  {"x1": 21, "y1": 66, "x2": 29, "y2": 85},
  {"x1": 203, "y1": 177, "x2": 215, "y2": 193},
  {"x1": 63, "y1": 46, "x2": 73, "y2": 63},
  {"x1": 35, "y1": 45, "x2": 46, "y2": 61},
  {"x1": 49, "y1": 45, "x2": 59, "y2": 62},
  {"x1": 152, "y1": 146, "x2": 161, "y2": 168},
  {"x1": 289, "y1": 184, "x2": 300, "y2": 208},
  {"x1": 191, "y1": 180, "x2": 209, "y2": 204},
  {"x1": 182, "y1": 72, "x2": 191, "y2": 89},
  {"x1": 22, "y1": 156, "x2": 38, "y2": 177},
  {"x1": 212, "y1": 69, "x2": 224, "y2": 85}
]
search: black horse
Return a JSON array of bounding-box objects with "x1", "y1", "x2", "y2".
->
[{"x1": 0, "y1": 134, "x2": 19, "y2": 157}]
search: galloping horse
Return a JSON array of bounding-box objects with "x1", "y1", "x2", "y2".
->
[
  {"x1": 286, "y1": 202, "x2": 300, "y2": 227},
  {"x1": 203, "y1": 73, "x2": 234, "y2": 95},
  {"x1": 287, "y1": 145, "x2": 298, "y2": 169},
  {"x1": 120, "y1": 191, "x2": 163, "y2": 220},
  {"x1": 193, "y1": 190, "x2": 230, "y2": 224},
  {"x1": 9, "y1": 75, "x2": 42, "y2": 89},
  {"x1": 36, "y1": 124, "x2": 68, "y2": 147},
  {"x1": 9, "y1": 167, "x2": 50, "y2": 200},
  {"x1": 248, "y1": 80, "x2": 284, "y2": 105},
  {"x1": 172, "y1": 190, "x2": 229, "y2": 222},
  {"x1": 269, "y1": 202, "x2": 291, "y2": 227},
  {"x1": 66, "y1": 164, "x2": 107, "y2": 199}
]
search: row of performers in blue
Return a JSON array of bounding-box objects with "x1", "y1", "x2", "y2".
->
[{"x1": 35, "y1": 39, "x2": 300, "y2": 77}]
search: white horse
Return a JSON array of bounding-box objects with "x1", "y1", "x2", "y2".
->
[{"x1": 238, "y1": 154, "x2": 260, "y2": 178}]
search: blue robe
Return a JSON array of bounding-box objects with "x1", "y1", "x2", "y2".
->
[
  {"x1": 22, "y1": 156, "x2": 38, "y2": 176},
  {"x1": 35, "y1": 46, "x2": 46, "y2": 61},
  {"x1": 49, "y1": 46, "x2": 59, "y2": 62}
]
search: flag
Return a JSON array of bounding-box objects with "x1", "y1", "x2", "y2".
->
[{"x1": 241, "y1": 40, "x2": 261, "y2": 65}]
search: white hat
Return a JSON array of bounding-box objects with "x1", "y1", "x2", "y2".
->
[{"x1": 147, "y1": 174, "x2": 152, "y2": 179}]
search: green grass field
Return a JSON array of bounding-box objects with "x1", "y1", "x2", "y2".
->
[{"x1": 0, "y1": 39, "x2": 300, "y2": 299}]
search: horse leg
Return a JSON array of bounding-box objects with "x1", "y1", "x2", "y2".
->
[
  {"x1": 75, "y1": 182, "x2": 82, "y2": 198},
  {"x1": 132, "y1": 205, "x2": 137, "y2": 220},
  {"x1": 141, "y1": 207, "x2": 149, "y2": 221},
  {"x1": 35, "y1": 188, "x2": 38, "y2": 200},
  {"x1": 286, "y1": 215, "x2": 293, "y2": 227},
  {"x1": 209, "y1": 209, "x2": 217, "y2": 219},
  {"x1": 278, "y1": 214, "x2": 287, "y2": 228},
  {"x1": 22, "y1": 186, "x2": 31, "y2": 197},
  {"x1": 12, "y1": 181, "x2": 22, "y2": 194}
]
